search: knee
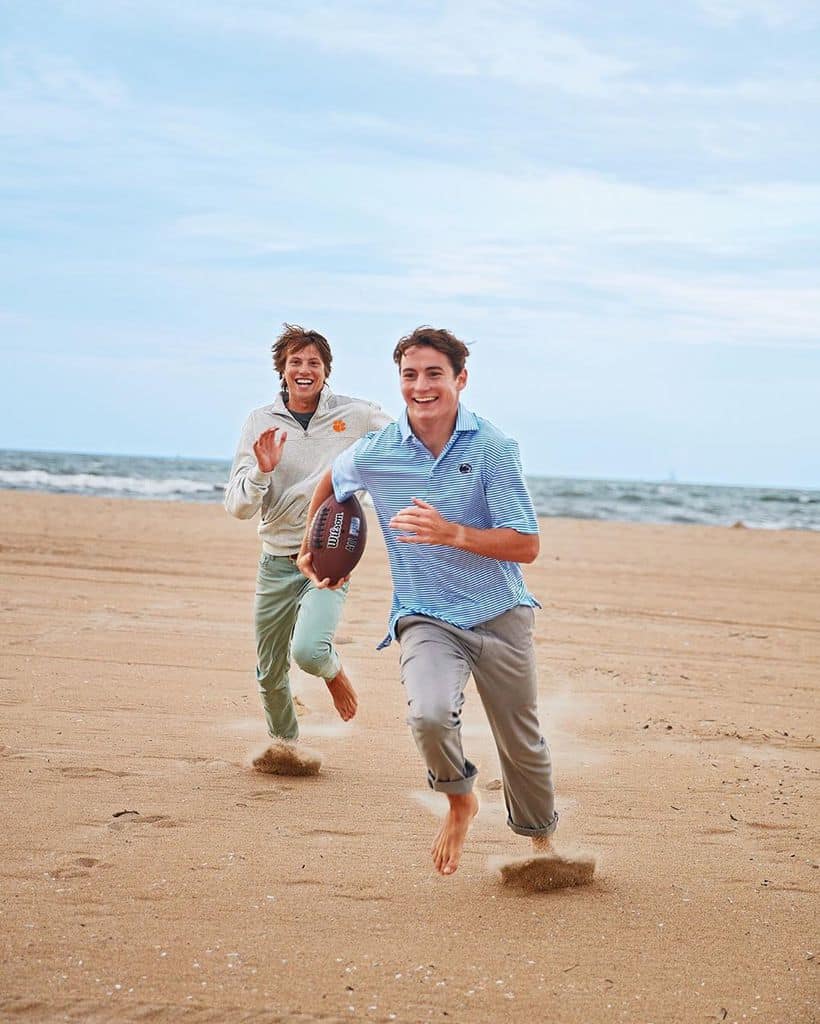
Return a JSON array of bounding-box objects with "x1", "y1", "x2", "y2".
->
[
  {"x1": 407, "y1": 703, "x2": 459, "y2": 744},
  {"x1": 292, "y1": 637, "x2": 332, "y2": 678}
]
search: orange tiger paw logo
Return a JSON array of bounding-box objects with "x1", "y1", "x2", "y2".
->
[{"x1": 332, "y1": 419, "x2": 347, "y2": 432}]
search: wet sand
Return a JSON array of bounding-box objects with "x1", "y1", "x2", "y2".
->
[{"x1": 1, "y1": 490, "x2": 817, "y2": 1023}]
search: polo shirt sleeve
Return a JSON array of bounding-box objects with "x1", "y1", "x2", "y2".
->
[
  {"x1": 485, "y1": 439, "x2": 539, "y2": 535},
  {"x1": 332, "y1": 437, "x2": 367, "y2": 502}
]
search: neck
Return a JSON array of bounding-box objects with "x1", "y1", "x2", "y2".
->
[
  {"x1": 285, "y1": 392, "x2": 321, "y2": 414},
  {"x1": 408, "y1": 413, "x2": 457, "y2": 458}
]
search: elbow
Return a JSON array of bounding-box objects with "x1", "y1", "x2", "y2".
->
[
  {"x1": 224, "y1": 497, "x2": 255, "y2": 520},
  {"x1": 521, "y1": 535, "x2": 540, "y2": 564}
]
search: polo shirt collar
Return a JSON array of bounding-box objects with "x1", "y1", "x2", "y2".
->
[{"x1": 398, "y1": 403, "x2": 479, "y2": 443}]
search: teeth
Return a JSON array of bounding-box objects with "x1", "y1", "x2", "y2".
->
[{"x1": 415, "y1": 397, "x2": 436, "y2": 403}]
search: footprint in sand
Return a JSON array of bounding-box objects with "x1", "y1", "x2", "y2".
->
[
  {"x1": 107, "y1": 812, "x2": 181, "y2": 832},
  {"x1": 248, "y1": 788, "x2": 294, "y2": 801},
  {"x1": 55, "y1": 766, "x2": 132, "y2": 779},
  {"x1": 48, "y1": 856, "x2": 110, "y2": 879},
  {"x1": 164, "y1": 755, "x2": 232, "y2": 770}
]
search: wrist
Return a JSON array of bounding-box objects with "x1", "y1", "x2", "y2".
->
[{"x1": 450, "y1": 523, "x2": 467, "y2": 549}]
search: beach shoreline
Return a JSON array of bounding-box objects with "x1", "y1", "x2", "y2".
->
[
  {"x1": 1, "y1": 490, "x2": 817, "y2": 1023},
  {"x1": 2, "y1": 448, "x2": 818, "y2": 531}
]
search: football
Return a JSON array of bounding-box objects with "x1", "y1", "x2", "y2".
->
[{"x1": 308, "y1": 494, "x2": 367, "y2": 584}]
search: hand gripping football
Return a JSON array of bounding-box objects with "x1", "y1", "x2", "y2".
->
[{"x1": 308, "y1": 494, "x2": 367, "y2": 584}]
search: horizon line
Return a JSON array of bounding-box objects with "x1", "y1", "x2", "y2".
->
[{"x1": 0, "y1": 446, "x2": 816, "y2": 494}]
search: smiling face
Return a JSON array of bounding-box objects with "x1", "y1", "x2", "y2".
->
[
  {"x1": 399, "y1": 344, "x2": 467, "y2": 434},
  {"x1": 283, "y1": 342, "x2": 327, "y2": 412}
]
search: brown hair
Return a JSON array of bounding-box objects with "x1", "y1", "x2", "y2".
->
[
  {"x1": 393, "y1": 326, "x2": 469, "y2": 376},
  {"x1": 272, "y1": 323, "x2": 333, "y2": 380}
]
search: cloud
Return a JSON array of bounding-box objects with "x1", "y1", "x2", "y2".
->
[
  {"x1": 153, "y1": 159, "x2": 820, "y2": 352},
  {"x1": 0, "y1": 46, "x2": 125, "y2": 108},
  {"x1": 0, "y1": 46, "x2": 128, "y2": 149},
  {"x1": 635, "y1": 74, "x2": 820, "y2": 104},
  {"x1": 696, "y1": 0, "x2": 819, "y2": 27},
  {"x1": 3, "y1": 5, "x2": 818, "y2": 359},
  {"x1": 114, "y1": 0, "x2": 633, "y2": 97}
]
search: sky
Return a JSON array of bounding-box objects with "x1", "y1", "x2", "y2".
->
[{"x1": 1, "y1": 0, "x2": 818, "y2": 488}]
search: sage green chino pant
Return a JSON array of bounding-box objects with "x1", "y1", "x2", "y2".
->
[{"x1": 254, "y1": 553, "x2": 349, "y2": 740}]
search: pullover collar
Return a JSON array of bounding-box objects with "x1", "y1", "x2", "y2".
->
[{"x1": 271, "y1": 384, "x2": 334, "y2": 419}]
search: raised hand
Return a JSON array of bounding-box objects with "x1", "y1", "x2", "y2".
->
[
  {"x1": 389, "y1": 497, "x2": 458, "y2": 546},
  {"x1": 253, "y1": 427, "x2": 288, "y2": 473}
]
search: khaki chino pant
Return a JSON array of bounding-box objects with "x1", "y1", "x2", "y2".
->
[{"x1": 397, "y1": 606, "x2": 558, "y2": 838}]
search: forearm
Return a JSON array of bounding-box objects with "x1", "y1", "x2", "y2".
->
[
  {"x1": 224, "y1": 459, "x2": 270, "y2": 519},
  {"x1": 299, "y1": 469, "x2": 335, "y2": 555},
  {"x1": 446, "y1": 524, "x2": 539, "y2": 563}
]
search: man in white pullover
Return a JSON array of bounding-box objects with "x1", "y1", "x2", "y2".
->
[{"x1": 225, "y1": 324, "x2": 391, "y2": 774}]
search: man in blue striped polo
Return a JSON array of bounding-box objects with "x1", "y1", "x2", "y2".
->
[{"x1": 299, "y1": 327, "x2": 594, "y2": 887}]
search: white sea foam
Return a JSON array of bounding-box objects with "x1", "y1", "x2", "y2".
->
[
  {"x1": 0, "y1": 468, "x2": 218, "y2": 499},
  {"x1": 1, "y1": 450, "x2": 817, "y2": 528}
]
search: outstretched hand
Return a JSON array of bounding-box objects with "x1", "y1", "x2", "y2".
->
[
  {"x1": 253, "y1": 427, "x2": 288, "y2": 473},
  {"x1": 389, "y1": 497, "x2": 458, "y2": 546}
]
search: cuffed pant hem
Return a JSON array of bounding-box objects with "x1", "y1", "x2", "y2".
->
[
  {"x1": 427, "y1": 762, "x2": 478, "y2": 795},
  {"x1": 507, "y1": 810, "x2": 559, "y2": 838},
  {"x1": 318, "y1": 652, "x2": 341, "y2": 683}
]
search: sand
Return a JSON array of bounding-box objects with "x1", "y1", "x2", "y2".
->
[{"x1": 0, "y1": 490, "x2": 817, "y2": 1023}]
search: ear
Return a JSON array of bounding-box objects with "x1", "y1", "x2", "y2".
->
[{"x1": 456, "y1": 367, "x2": 468, "y2": 392}]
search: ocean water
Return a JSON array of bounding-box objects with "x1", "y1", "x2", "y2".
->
[{"x1": 0, "y1": 449, "x2": 817, "y2": 531}]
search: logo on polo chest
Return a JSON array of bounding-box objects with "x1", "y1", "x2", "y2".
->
[{"x1": 458, "y1": 463, "x2": 473, "y2": 474}]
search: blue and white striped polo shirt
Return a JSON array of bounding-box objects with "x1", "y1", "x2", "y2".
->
[{"x1": 331, "y1": 403, "x2": 540, "y2": 646}]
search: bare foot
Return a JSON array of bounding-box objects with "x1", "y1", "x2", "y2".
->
[
  {"x1": 431, "y1": 792, "x2": 479, "y2": 876},
  {"x1": 325, "y1": 665, "x2": 357, "y2": 722},
  {"x1": 250, "y1": 739, "x2": 322, "y2": 776}
]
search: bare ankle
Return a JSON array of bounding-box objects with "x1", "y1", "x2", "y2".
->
[
  {"x1": 447, "y1": 792, "x2": 479, "y2": 817},
  {"x1": 432, "y1": 791, "x2": 479, "y2": 876}
]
